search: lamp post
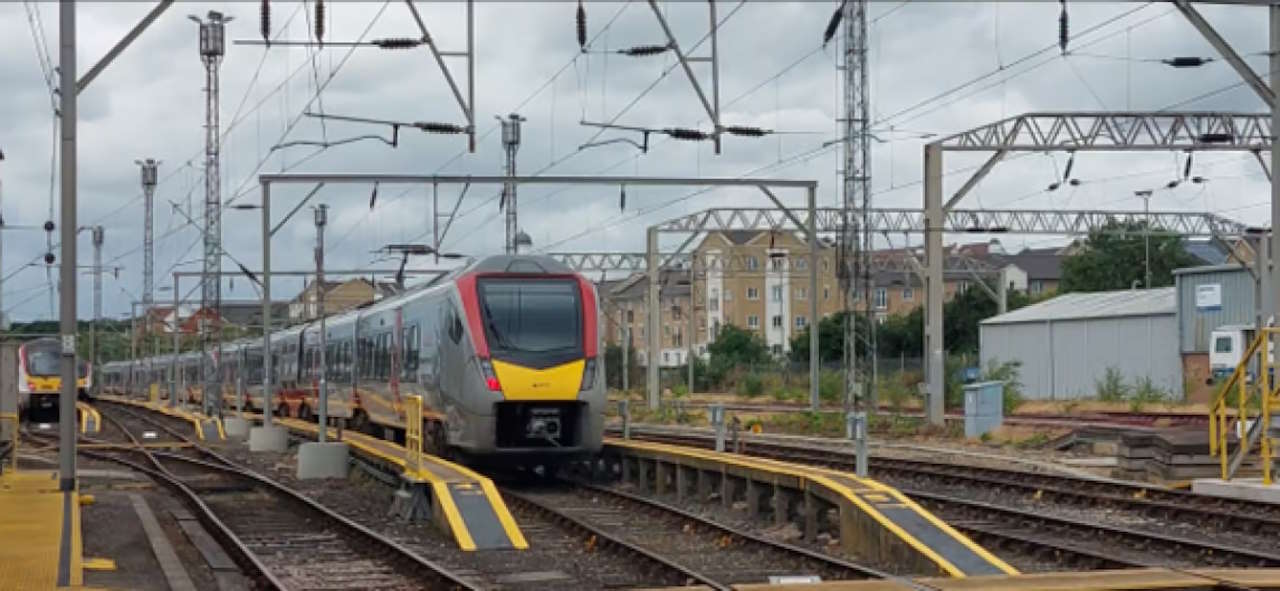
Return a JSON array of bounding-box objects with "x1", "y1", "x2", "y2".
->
[{"x1": 1136, "y1": 189, "x2": 1153, "y2": 288}]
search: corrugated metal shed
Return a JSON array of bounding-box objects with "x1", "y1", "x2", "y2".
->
[
  {"x1": 1174, "y1": 264, "x2": 1255, "y2": 353},
  {"x1": 982, "y1": 288, "x2": 1175, "y2": 325},
  {"x1": 980, "y1": 288, "x2": 1181, "y2": 400}
]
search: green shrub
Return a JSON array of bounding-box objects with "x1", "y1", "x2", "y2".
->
[
  {"x1": 1096, "y1": 367, "x2": 1128, "y2": 402},
  {"x1": 1129, "y1": 376, "x2": 1168, "y2": 411},
  {"x1": 737, "y1": 373, "x2": 765, "y2": 397},
  {"x1": 983, "y1": 360, "x2": 1025, "y2": 415},
  {"x1": 818, "y1": 370, "x2": 843, "y2": 403}
]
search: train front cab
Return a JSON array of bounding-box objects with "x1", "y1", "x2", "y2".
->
[
  {"x1": 18, "y1": 340, "x2": 90, "y2": 422},
  {"x1": 450, "y1": 268, "x2": 605, "y2": 465}
]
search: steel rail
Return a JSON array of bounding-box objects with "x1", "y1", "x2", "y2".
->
[
  {"x1": 573, "y1": 481, "x2": 900, "y2": 583},
  {"x1": 500, "y1": 488, "x2": 731, "y2": 590},
  {"x1": 91, "y1": 402, "x2": 480, "y2": 590}
]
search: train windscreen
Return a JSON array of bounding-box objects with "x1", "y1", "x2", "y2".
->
[
  {"x1": 478, "y1": 278, "x2": 582, "y2": 366},
  {"x1": 25, "y1": 342, "x2": 91, "y2": 377},
  {"x1": 25, "y1": 344, "x2": 61, "y2": 376}
]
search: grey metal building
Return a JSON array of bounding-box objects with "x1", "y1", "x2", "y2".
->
[
  {"x1": 979, "y1": 288, "x2": 1181, "y2": 400},
  {"x1": 1173, "y1": 264, "x2": 1255, "y2": 354}
]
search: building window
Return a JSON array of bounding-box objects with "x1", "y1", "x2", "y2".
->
[
  {"x1": 672, "y1": 305, "x2": 682, "y2": 320},
  {"x1": 821, "y1": 258, "x2": 830, "y2": 272},
  {"x1": 874, "y1": 287, "x2": 888, "y2": 310},
  {"x1": 771, "y1": 344, "x2": 783, "y2": 356},
  {"x1": 824, "y1": 286, "x2": 831, "y2": 301},
  {"x1": 747, "y1": 287, "x2": 760, "y2": 300},
  {"x1": 796, "y1": 287, "x2": 807, "y2": 300},
  {"x1": 958, "y1": 280, "x2": 970, "y2": 293},
  {"x1": 770, "y1": 286, "x2": 783, "y2": 301},
  {"x1": 709, "y1": 298, "x2": 719, "y2": 312},
  {"x1": 1030, "y1": 280, "x2": 1043, "y2": 295},
  {"x1": 724, "y1": 289, "x2": 733, "y2": 301},
  {"x1": 747, "y1": 315, "x2": 760, "y2": 328},
  {"x1": 795, "y1": 259, "x2": 808, "y2": 270},
  {"x1": 626, "y1": 310, "x2": 635, "y2": 323},
  {"x1": 903, "y1": 287, "x2": 914, "y2": 301},
  {"x1": 772, "y1": 315, "x2": 783, "y2": 328},
  {"x1": 795, "y1": 316, "x2": 807, "y2": 328},
  {"x1": 770, "y1": 257, "x2": 785, "y2": 271},
  {"x1": 746, "y1": 256, "x2": 759, "y2": 270}
]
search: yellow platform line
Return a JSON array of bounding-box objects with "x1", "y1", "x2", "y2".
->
[
  {"x1": 608, "y1": 437, "x2": 1016, "y2": 577},
  {"x1": 275, "y1": 417, "x2": 527, "y2": 551}
]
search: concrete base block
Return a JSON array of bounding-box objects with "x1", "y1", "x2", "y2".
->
[
  {"x1": 1192, "y1": 478, "x2": 1280, "y2": 505},
  {"x1": 296, "y1": 442, "x2": 350, "y2": 480},
  {"x1": 248, "y1": 425, "x2": 288, "y2": 452},
  {"x1": 223, "y1": 417, "x2": 250, "y2": 439}
]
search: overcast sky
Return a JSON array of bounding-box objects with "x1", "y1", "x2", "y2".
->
[{"x1": 0, "y1": 1, "x2": 1272, "y2": 323}]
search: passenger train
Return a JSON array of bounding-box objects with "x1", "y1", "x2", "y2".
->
[
  {"x1": 101, "y1": 255, "x2": 605, "y2": 464},
  {"x1": 17, "y1": 337, "x2": 91, "y2": 422}
]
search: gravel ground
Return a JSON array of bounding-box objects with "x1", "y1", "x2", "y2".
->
[{"x1": 220, "y1": 441, "x2": 683, "y2": 590}]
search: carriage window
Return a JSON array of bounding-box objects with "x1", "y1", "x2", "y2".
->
[
  {"x1": 403, "y1": 325, "x2": 420, "y2": 381},
  {"x1": 447, "y1": 307, "x2": 463, "y2": 344}
]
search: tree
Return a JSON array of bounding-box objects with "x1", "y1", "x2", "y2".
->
[
  {"x1": 708, "y1": 324, "x2": 770, "y2": 366},
  {"x1": 1060, "y1": 221, "x2": 1198, "y2": 292},
  {"x1": 789, "y1": 311, "x2": 873, "y2": 364}
]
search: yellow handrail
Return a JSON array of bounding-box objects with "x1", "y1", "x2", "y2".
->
[
  {"x1": 404, "y1": 395, "x2": 423, "y2": 476},
  {"x1": 1209, "y1": 328, "x2": 1280, "y2": 482}
]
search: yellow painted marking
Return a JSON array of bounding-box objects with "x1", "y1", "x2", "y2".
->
[
  {"x1": 608, "y1": 438, "x2": 1016, "y2": 577},
  {"x1": 491, "y1": 359, "x2": 584, "y2": 401},
  {"x1": 863, "y1": 493, "x2": 891, "y2": 503},
  {"x1": 0, "y1": 472, "x2": 83, "y2": 588},
  {"x1": 82, "y1": 557, "x2": 117, "y2": 572},
  {"x1": 79, "y1": 494, "x2": 96, "y2": 506}
]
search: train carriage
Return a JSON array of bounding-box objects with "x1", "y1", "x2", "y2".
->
[{"x1": 118, "y1": 255, "x2": 604, "y2": 467}]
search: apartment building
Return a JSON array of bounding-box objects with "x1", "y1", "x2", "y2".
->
[{"x1": 602, "y1": 231, "x2": 1058, "y2": 365}]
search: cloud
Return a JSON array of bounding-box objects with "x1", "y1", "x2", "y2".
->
[{"x1": 0, "y1": 1, "x2": 1272, "y2": 323}]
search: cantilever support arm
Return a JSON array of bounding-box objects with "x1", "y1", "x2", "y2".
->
[
  {"x1": 78, "y1": 0, "x2": 174, "y2": 94},
  {"x1": 404, "y1": 0, "x2": 475, "y2": 151},
  {"x1": 647, "y1": 0, "x2": 721, "y2": 153},
  {"x1": 944, "y1": 150, "x2": 1005, "y2": 211},
  {"x1": 1173, "y1": 0, "x2": 1275, "y2": 107},
  {"x1": 758, "y1": 186, "x2": 814, "y2": 243}
]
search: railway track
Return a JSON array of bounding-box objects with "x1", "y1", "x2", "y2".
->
[
  {"x1": 618, "y1": 426, "x2": 1280, "y2": 570},
  {"x1": 501, "y1": 481, "x2": 894, "y2": 590},
  {"x1": 620, "y1": 426, "x2": 1280, "y2": 532},
  {"x1": 89, "y1": 403, "x2": 479, "y2": 590}
]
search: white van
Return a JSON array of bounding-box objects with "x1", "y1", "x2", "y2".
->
[{"x1": 1209, "y1": 324, "x2": 1275, "y2": 383}]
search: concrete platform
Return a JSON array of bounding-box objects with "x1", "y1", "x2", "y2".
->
[
  {"x1": 1192, "y1": 477, "x2": 1280, "y2": 505},
  {"x1": 295, "y1": 442, "x2": 350, "y2": 479}
]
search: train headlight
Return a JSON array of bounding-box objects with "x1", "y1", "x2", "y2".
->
[
  {"x1": 479, "y1": 359, "x2": 502, "y2": 392},
  {"x1": 580, "y1": 358, "x2": 597, "y2": 391}
]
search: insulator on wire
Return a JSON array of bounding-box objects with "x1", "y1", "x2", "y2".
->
[
  {"x1": 374, "y1": 37, "x2": 423, "y2": 49},
  {"x1": 577, "y1": 0, "x2": 587, "y2": 52},
  {"x1": 315, "y1": 0, "x2": 325, "y2": 44},
  {"x1": 1062, "y1": 152, "x2": 1075, "y2": 181},
  {"x1": 369, "y1": 182, "x2": 379, "y2": 210},
  {"x1": 723, "y1": 125, "x2": 768, "y2": 137},
  {"x1": 619, "y1": 185, "x2": 626, "y2": 211},
  {"x1": 618, "y1": 44, "x2": 670, "y2": 57},
  {"x1": 1163, "y1": 57, "x2": 1213, "y2": 68},
  {"x1": 664, "y1": 128, "x2": 711, "y2": 141},
  {"x1": 413, "y1": 121, "x2": 467, "y2": 134},
  {"x1": 822, "y1": 1, "x2": 844, "y2": 47},
  {"x1": 261, "y1": 0, "x2": 271, "y2": 43},
  {"x1": 1184, "y1": 152, "x2": 1193, "y2": 179},
  {"x1": 1058, "y1": 0, "x2": 1069, "y2": 55},
  {"x1": 1166, "y1": 179, "x2": 1180, "y2": 190}
]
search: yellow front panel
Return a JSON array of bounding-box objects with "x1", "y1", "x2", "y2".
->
[
  {"x1": 27, "y1": 376, "x2": 59, "y2": 393},
  {"x1": 491, "y1": 359, "x2": 583, "y2": 401}
]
